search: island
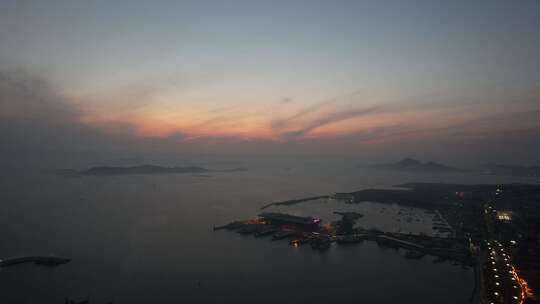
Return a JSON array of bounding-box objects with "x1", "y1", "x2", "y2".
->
[
  {"x1": 54, "y1": 165, "x2": 248, "y2": 176},
  {"x1": 359, "y1": 157, "x2": 463, "y2": 173}
]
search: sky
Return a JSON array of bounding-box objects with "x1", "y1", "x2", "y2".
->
[{"x1": 1, "y1": 0, "x2": 540, "y2": 165}]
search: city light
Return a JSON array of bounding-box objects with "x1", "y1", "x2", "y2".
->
[{"x1": 496, "y1": 212, "x2": 511, "y2": 221}]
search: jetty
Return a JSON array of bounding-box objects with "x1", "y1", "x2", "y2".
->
[
  {"x1": 260, "y1": 195, "x2": 330, "y2": 210},
  {"x1": 0, "y1": 256, "x2": 71, "y2": 268}
]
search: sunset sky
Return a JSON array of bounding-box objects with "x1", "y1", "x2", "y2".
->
[{"x1": 1, "y1": 0, "x2": 540, "y2": 164}]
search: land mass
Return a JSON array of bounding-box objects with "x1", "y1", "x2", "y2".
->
[
  {"x1": 225, "y1": 181, "x2": 540, "y2": 303},
  {"x1": 336, "y1": 182, "x2": 540, "y2": 209},
  {"x1": 55, "y1": 165, "x2": 248, "y2": 176}
]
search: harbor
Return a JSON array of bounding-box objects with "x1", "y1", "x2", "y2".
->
[
  {"x1": 213, "y1": 182, "x2": 540, "y2": 303},
  {"x1": 213, "y1": 211, "x2": 472, "y2": 264}
]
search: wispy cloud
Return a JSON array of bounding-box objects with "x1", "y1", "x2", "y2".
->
[
  {"x1": 3, "y1": 69, "x2": 540, "y2": 165},
  {"x1": 203, "y1": 105, "x2": 239, "y2": 115},
  {"x1": 271, "y1": 91, "x2": 363, "y2": 130},
  {"x1": 279, "y1": 106, "x2": 380, "y2": 140},
  {"x1": 331, "y1": 108, "x2": 540, "y2": 145}
]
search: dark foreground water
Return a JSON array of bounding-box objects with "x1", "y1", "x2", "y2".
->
[{"x1": 1, "y1": 158, "x2": 536, "y2": 303}]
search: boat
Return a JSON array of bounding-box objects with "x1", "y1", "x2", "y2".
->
[{"x1": 290, "y1": 239, "x2": 306, "y2": 247}]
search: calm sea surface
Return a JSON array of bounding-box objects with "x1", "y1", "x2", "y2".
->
[{"x1": 1, "y1": 158, "x2": 537, "y2": 303}]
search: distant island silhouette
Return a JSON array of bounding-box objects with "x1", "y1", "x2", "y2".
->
[
  {"x1": 359, "y1": 158, "x2": 462, "y2": 173},
  {"x1": 54, "y1": 165, "x2": 248, "y2": 176}
]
